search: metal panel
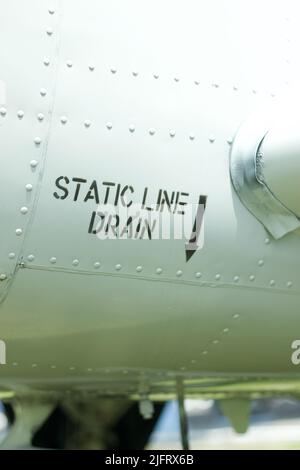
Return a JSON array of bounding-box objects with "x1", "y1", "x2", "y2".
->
[{"x1": 0, "y1": 0, "x2": 61, "y2": 301}]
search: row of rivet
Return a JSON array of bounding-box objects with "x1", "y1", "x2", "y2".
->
[
  {"x1": 0, "y1": 110, "x2": 45, "y2": 120},
  {"x1": 0, "y1": 110, "x2": 230, "y2": 144},
  {"x1": 6, "y1": 254, "x2": 293, "y2": 288},
  {"x1": 1, "y1": 5, "x2": 55, "y2": 281},
  {"x1": 55, "y1": 60, "x2": 277, "y2": 96},
  {"x1": 13, "y1": 12, "x2": 48, "y2": 244},
  {"x1": 9, "y1": 364, "x2": 159, "y2": 375},
  {"x1": 200, "y1": 328, "x2": 231, "y2": 359},
  {"x1": 10, "y1": 362, "x2": 94, "y2": 372},
  {"x1": 197, "y1": 313, "x2": 240, "y2": 364},
  {"x1": 186, "y1": 314, "x2": 240, "y2": 366}
]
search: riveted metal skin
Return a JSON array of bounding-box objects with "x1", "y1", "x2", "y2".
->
[
  {"x1": 0, "y1": 0, "x2": 61, "y2": 304},
  {"x1": 0, "y1": 0, "x2": 300, "y2": 402}
]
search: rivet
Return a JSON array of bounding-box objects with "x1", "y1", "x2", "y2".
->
[
  {"x1": 233, "y1": 276, "x2": 239, "y2": 283},
  {"x1": 84, "y1": 120, "x2": 91, "y2": 128},
  {"x1": 32, "y1": 364, "x2": 37, "y2": 368},
  {"x1": 40, "y1": 88, "x2": 47, "y2": 97},
  {"x1": 252, "y1": 89, "x2": 257, "y2": 94},
  {"x1": 136, "y1": 266, "x2": 143, "y2": 273},
  {"x1": 215, "y1": 274, "x2": 221, "y2": 281},
  {"x1": 94, "y1": 262, "x2": 101, "y2": 269},
  {"x1": 176, "y1": 270, "x2": 183, "y2": 277},
  {"x1": 270, "y1": 280, "x2": 275, "y2": 287},
  {"x1": 17, "y1": 110, "x2": 24, "y2": 119},
  {"x1": 209, "y1": 135, "x2": 215, "y2": 143},
  {"x1": 87, "y1": 368, "x2": 93, "y2": 372},
  {"x1": 223, "y1": 328, "x2": 230, "y2": 333},
  {"x1": 8, "y1": 253, "x2": 15, "y2": 259},
  {"x1": 20, "y1": 207, "x2": 29, "y2": 215},
  {"x1": 153, "y1": 74, "x2": 159, "y2": 79},
  {"x1": 156, "y1": 268, "x2": 163, "y2": 275},
  {"x1": 233, "y1": 313, "x2": 240, "y2": 319},
  {"x1": 106, "y1": 122, "x2": 113, "y2": 130},
  {"x1": 212, "y1": 339, "x2": 219, "y2": 345},
  {"x1": 48, "y1": 8, "x2": 55, "y2": 14},
  {"x1": 34, "y1": 137, "x2": 42, "y2": 145},
  {"x1": 174, "y1": 77, "x2": 180, "y2": 82},
  {"x1": 189, "y1": 133, "x2": 195, "y2": 141},
  {"x1": 15, "y1": 229, "x2": 23, "y2": 236},
  {"x1": 110, "y1": 67, "x2": 117, "y2": 74},
  {"x1": 249, "y1": 275, "x2": 255, "y2": 281},
  {"x1": 51, "y1": 365, "x2": 56, "y2": 369},
  {"x1": 60, "y1": 116, "x2": 68, "y2": 124},
  {"x1": 66, "y1": 60, "x2": 73, "y2": 68},
  {"x1": 287, "y1": 281, "x2": 293, "y2": 288},
  {"x1": 37, "y1": 113, "x2": 44, "y2": 121},
  {"x1": 115, "y1": 264, "x2": 122, "y2": 271},
  {"x1": 265, "y1": 238, "x2": 270, "y2": 245},
  {"x1": 194, "y1": 80, "x2": 200, "y2": 85},
  {"x1": 43, "y1": 58, "x2": 50, "y2": 66},
  {"x1": 0, "y1": 274, "x2": 7, "y2": 281},
  {"x1": 30, "y1": 160, "x2": 38, "y2": 168},
  {"x1": 129, "y1": 125, "x2": 135, "y2": 133},
  {"x1": 258, "y1": 259, "x2": 264, "y2": 267},
  {"x1": 0, "y1": 107, "x2": 7, "y2": 116},
  {"x1": 72, "y1": 259, "x2": 79, "y2": 267},
  {"x1": 46, "y1": 27, "x2": 53, "y2": 35},
  {"x1": 233, "y1": 85, "x2": 238, "y2": 91},
  {"x1": 69, "y1": 366, "x2": 75, "y2": 371},
  {"x1": 202, "y1": 351, "x2": 208, "y2": 356},
  {"x1": 12, "y1": 363, "x2": 18, "y2": 367},
  {"x1": 27, "y1": 255, "x2": 35, "y2": 262},
  {"x1": 149, "y1": 128, "x2": 156, "y2": 136},
  {"x1": 50, "y1": 257, "x2": 57, "y2": 264},
  {"x1": 25, "y1": 184, "x2": 33, "y2": 192},
  {"x1": 89, "y1": 64, "x2": 95, "y2": 71},
  {"x1": 132, "y1": 71, "x2": 138, "y2": 77},
  {"x1": 169, "y1": 130, "x2": 176, "y2": 138},
  {"x1": 195, "y1": 272, "x2": 202, "y2": 279}
]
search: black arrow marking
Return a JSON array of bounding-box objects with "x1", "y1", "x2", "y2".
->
[{"x1": 185, "y1": 195, "x2": 207, "y2": 262}]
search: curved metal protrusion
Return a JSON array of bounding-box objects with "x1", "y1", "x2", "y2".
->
[
  {"x1": 230, "y1": 108, "x2": 300, "y2": 239},
  {"x1": 258, "y1": 121, "x2": 300, "y2": 219}
]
